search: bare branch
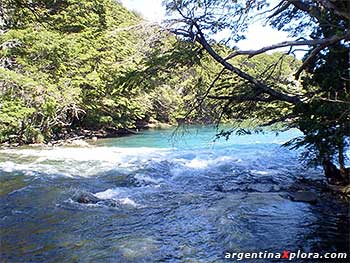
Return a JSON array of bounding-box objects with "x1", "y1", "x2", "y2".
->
[
  {"x1": 267, "y1": 1, "x2": 291, "y2": 19},
  {"x1": 208, "y1": 94, "x2": 276, "y2": 103},
  {"x1": 259, "y1": 50, "x2": 291, "y2": 81},
  {"x1": 319, "y1": 98, "x2": 350, "y2": 105},
  {"x1": 225, "y1": 32, "x2": 350, "y2": 60}
]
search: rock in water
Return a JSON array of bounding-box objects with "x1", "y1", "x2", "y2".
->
[
  {"x1": 290, "y1": 191, "x2": 318, "y2": 204},
  {"x1": 74, "y1": 192, "x2": 100, "y2": 204}
]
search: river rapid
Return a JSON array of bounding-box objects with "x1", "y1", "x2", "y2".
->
[{"x1": 0, "y1": 126, "x2": 349, "y2": 262}]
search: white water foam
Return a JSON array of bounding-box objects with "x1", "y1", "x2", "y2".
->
[
  {"x1": 250, "y1": 170, "x2": 269, "y2": 175},
  {"x1": 0, "y1": 143, "x2": 291, "y2": 180},
  {"x1": 94, "y1": 188, "x2": 124, "y2": 199},
  {"x1": 0, "y1": 147, "x2": 171, "y2": 162},
  {"x1": 94, "y1": 188, "x2": 139, "y2": 207},
  {"x1": 0, "y1": 161, "x2": 75, "y2": 177},
  {"x1": 134, "y1": 173, "x2": 163, "y2": 185},
  {"x1": 118, "y1": 197, "x2": 138, "y2": 206},
  {"x1": 183, "y1": 155, "x2": 237, "y2": 169},
  {"x1": 1, "y1": 146, "x2": 241, "y2": 179},
  {"x1": 0, "y1": 147, "x2": 172, "y2": 177}
]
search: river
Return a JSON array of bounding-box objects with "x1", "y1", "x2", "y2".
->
[{"x1": 0, "y1": 126, "x2": 348, "y2": 262}]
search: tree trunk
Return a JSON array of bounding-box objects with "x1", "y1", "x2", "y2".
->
[{"x1": 338, "y1": 140, "x2": 348, "y2": 182}]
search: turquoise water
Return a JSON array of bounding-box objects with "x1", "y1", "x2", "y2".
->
[
  {"x1": 98, "y1": 125, "x2": 299, "y2": 148},
  {"x1": 0, "y1": 126, "x2": 348, "y2": 262}
]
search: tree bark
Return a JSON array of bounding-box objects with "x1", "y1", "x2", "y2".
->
[{"x1": 338, "y1": 139, "x2": 348, "y2": 182}]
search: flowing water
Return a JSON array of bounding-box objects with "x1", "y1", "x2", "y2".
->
[{"x1": 0, "y1": 126, "x2": 349, "y2": 262}]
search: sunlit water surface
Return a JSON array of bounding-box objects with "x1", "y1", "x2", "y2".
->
[{"x1": 0, "y1": 126, "x2": 349, "y2": 262}]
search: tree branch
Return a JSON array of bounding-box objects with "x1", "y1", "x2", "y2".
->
[
  {"x1": 190, "y1": 22, "x2": 302, "y2": 105},
  {"x1": 260, "y1": 113, "x2": 295, "y2": 126},
  {"x1": 319, "y1": 98, "x2": 350, "y2": 105},
  {"x1": 267, "y1": 1, "x2": 291, "y2": 19},
  {"x1": 225, "y1": 33, "x2": 350, "y2": 60},
  {"x1": 207, "y1": 94, "x2": 276, "y2": 103}
]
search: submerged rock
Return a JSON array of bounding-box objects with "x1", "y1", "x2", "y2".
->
[
  {"x1": 214, "y1": 184, "x2": 226, "y2": 192},
  {"x1": 290, "y1": 191, "x2": 318, "y2": 204},
  {"x1": 72, "y1": 192, "x2": 131, "y2": 208},
  {"x1": 73, "y1": 192, "x2": 101, "y2": 204}
]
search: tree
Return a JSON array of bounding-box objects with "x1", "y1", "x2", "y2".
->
[{"x1": 164, "y1": 0, "x2": 350, "y2": 182}]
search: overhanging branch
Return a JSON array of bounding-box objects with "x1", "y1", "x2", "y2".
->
[
  {"x1": 224, "y1": 33, "x2": 350, "y2": 60},
  {"x1": 208, "y1": 94, "x2": 276, "y2": 103},
  {"x1": 267, "y1": 1, "x2": 291, "y2": 19},
  {"x1": 190, "y1": 22, "x2": 302, "y2": 105}
]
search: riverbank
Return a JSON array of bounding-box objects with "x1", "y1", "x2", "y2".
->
[
  {"x1": 0, "y1": 127, "x2": 130, "y2": 148},
  {"x1": 0, "y1": 121, "x2": 174, "y2": 149}
]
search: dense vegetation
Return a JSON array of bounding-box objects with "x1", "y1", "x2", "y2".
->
[
  {"x1": 0, "y1": 0, "x2": 145, "y2": 143},
  {"x1": 0, "y1": 0, "x2": 194, "y2": 143}
]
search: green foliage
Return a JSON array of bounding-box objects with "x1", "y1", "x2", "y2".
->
[
  {"x1": 290, "y1": 43, "x2": 350, "y2": 166},
  {"x1": 149, "y1": 85, "x2": 184, "y2": 123},
  {"x1": 211, "y1": 51, "x2": 302, "y2": 125},
  {"x1": 0, "y1": 0, "x2": 158, "y2": 143},
  {"x1": 0, "y1": 99, "x2": 35, "y2": 142}
]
